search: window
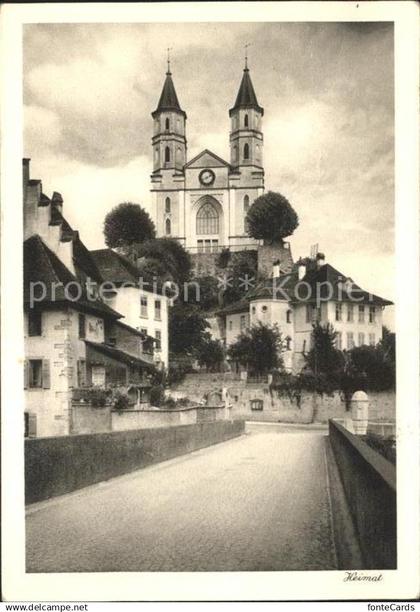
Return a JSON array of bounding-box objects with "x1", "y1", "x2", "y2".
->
[
  {"x1": 165, "y1": 218, "x2": 171, "y2": 235},
  {"x1": 244, "y1": 143, "x2": 249, "y2": 160},
  {"x1": 77, "y1": 359, "x2": 86, "y2": 387},
  {"x1": 302, "y1": 340, "x2": 307, "y2": 354},
  {"x1": 233, "y1": 145, "x2": 238, "y2": 162},
  {"x1": 285, "y1": 337, "x2": 292, "y2": 351},
  {"x1": 244, "y1": 113, "x2": 249, "y2": 127},
  {"x1": 140, "y1": 296, "x2": 148, "y2": 318},
  {"x1": 240, "y1": 315, "x2": 246, "y2": 330},
  {"x1": 369, "y1": 333, "x2": 375, "y2": 346},
  {"x1": 155, "y1": 330, "x2": 162, "y2": 351},
  {"x1": 358, "y1": 332, "x2": 365, "y2": 346},
  {"x1": 165, "y1": 146, "x2": 170, "y2": 163},
  {"x1": 306, "y1": 304, "x2": 314, "y2": 323},
  {"x1": 369, "y1": 306, "x2": 376, "y2": 324},
  {"x1": 261, "y1": 305, "x2": 268, "y2": 313},
  {"x1": 28, "y1": 359, "x2": 43, "y2": 388},
  {"x1": 78, "y1": 314, "x2": 86, "y2": 339},
  {"x1": 140, "y1": 328, "x2": 147, "y2": 336},
  {"x1": 165, "y1": 117, "x2": 170, "y2": 130},
  {"x1": 336, "y1": 332, "x2": 342, "y2": 350},
  {"x1": 154, "y1": 300, "x2": 161, "y2": 320},
  {"x1": 243, "y1": 194, "x2": 250, "y2": 232},
  {"x1": 165, "y1": 197, "x2": 171, "y2": 213},
  {"x1": 250, "y1": 399, "x2": 263, "y2": 411},
  {"x1": 196, "y1": 202, "x2": 219, "y2": 235},
  {"x1": 347, "y1": 332, "x2": 354, "y2": 349},
  {"x1": 347, "y1": 304, "x2": 354, "y2": 322},
  {"x1": 229, "y1": 320, "x2": 233, "y2": 331},
  {"x1": 286, "y1": 310, "x2": 292, "y2": 323},
  {"x1": 251, "y1": 306, "x2": 256, "y2": 315},
  {"x1": 335, "y1": 303, "x2": 342, "y2": 322},
  {"x1": 358, "y1": 305, "x2": 365, "y2": 323},
  {"x1": 28, "y1": 310, "x2": 42, "y2": 336}
]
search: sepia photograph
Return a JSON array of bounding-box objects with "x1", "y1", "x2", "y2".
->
[{"x1": 1, "y1": 0, "x2": 419, "y2": 604}]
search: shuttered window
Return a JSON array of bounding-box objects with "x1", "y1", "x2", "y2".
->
[{"x1": 26, "y1": 359, "x2": 50, "y2": 389}]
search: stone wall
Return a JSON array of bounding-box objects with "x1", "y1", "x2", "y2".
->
[
  {"x1": 25, "y1": 420, "x2": 245, "y2": 504},
  {"x1": 71, "y1": 404, "x2": 112, "y2": 434},
  {"x1": 257, "y1": 242, "x2": 294, "y2": 277},
  {"x1": 329, "y1": 420, "x2": 396, "y2": 568}
]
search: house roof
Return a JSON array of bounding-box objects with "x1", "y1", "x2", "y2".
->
[
  {"x1": 24, "y1": 235, "x2": 121, "y2": 319},
  {"x1": 215, "y1": 298, "x2": 250, "y2": 316},
  {"x1": 90, "y1": 248, "x2": 140, "y2": 286},
  {"x1": 152, "y1": 70, "x2": 186, "y2": 118},
  {"x1": 85, "y1": 340, "x2": 155, "y2": 370},
  {"x1": 229, "y1": 68, "x2": 264, "y2": 117},
  {"x1": 113, "y1": 319, "x2": 155, "y2": 343}
]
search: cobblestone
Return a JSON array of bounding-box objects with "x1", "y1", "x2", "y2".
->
[{"x1": 26, "y1": 431, "x2": 337, "y2": 572}]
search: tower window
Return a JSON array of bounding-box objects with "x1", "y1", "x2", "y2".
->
[
  {"x1": 165, "y1": 218, "x2": 171, "y2": 235},
  {"x1": 233, "y1": 145, "x2": 238, "y2": 162},
  {"x1": 165, "y1": 146, "x2": 170, "y2": 163},
  {"x1": 165, "y1": 197, "x2": 171, "y2": 213},
  {"x1": 197, "y1": 202, "x2": 219, "y2": 235},
  {"x1": 244, "y1": 143, "x2": 249, "y2": 160},
  {"x1": 244, "y1": 113, "x2": 249, "y2": 127},
  {"x1": 243, "y1": 195, "x2": 250, "y2": 232},
  {"x1": 165, "y1": 117, "x2": 170, "y2": 130}
]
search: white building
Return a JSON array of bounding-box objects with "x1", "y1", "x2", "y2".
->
[
  {"x1": 150, "y1": 59, "x2": 264, "y2": 252},
  {"x1": 214, "y1": 253, "x2": 392, "y2": 373}
]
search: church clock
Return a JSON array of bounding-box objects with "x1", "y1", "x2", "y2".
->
[{"x1": 199, "y1": 169, "x2": 215, "y2": 186}]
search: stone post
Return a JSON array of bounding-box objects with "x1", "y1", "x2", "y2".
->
[{"x1": 350, "y1": 390, "x2": 369, "y2": 435}]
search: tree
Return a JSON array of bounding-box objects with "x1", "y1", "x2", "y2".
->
[
  {"x1": 246, "y1": 191, "x2": 299, "y2": 243},
  {"x1": 136, "y1": 237, "x2": 192, "y2": 285},
  {"x1": 103, "y1": 202, "x2": 155, "y2": 248},
  {"x1": 169, "y1": 303, "x2": 210, "y2": 355},
  {"x1": 348, "y1": 344, "x2": 395, "y2": 391},
  {"x1": 228, "y1": 322, "x2": 283, "y2": 375},
  {"x1": 221, "y1": 252, "x2": 258, "y2": 306},
  {"x1": 187, "y1": 275, "x2": 221, "y2": 311},
  {"x1": 197, "y1": 336, "x2": 226, "y2": 371},
  {"x1": 304, "y1": 322, "x2": 345, "y2": 378}
]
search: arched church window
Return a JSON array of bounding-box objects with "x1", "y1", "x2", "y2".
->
[
  {"x1": 165, "y1": 146, "x2": 170, "y2": 163},
  {"x1": 256, "y1": 144, "x2": 261, "y2": 161},
  {"x1": 233, "y1": 145, "x2": 238, "y2": 163},
  {"x1": 244, "y1": 143, "x2": 249, "y2": 160},
  {"x1": 165, "y1": 218, "x2": 171, "y2": 235},
  {"x1": 244, "y1": 114, "x2": 249, "y2": 128},
  {"x1": 243, "y1": 195, "x2": 250, "y2": 232},
  {"x1": 165, "y1": 117, "x2": 170, "y2": 130},
  {"x1": 176, "y1": 147, "x2": 182, "y2": 163},
  {"x1": 196, "y1": 202, "x2": 219, "y2": 235},
  {"x1": 165, "y1": 197, "x2": 171, "y2": 213}
]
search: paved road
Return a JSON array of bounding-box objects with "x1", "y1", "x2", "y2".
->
[{"x1": 26, "y1": 430, "x2": 337, "y2": 572}]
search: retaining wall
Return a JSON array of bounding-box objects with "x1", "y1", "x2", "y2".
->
[
  {"x1": 25, "y1": 419, "x2": 245, "y2": 504},
  {"x1": 328, "y1": 419, "x2": 396, "y2": 569}
]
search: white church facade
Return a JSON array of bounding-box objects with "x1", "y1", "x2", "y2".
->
[{"x1": 150, "y1": 60, "x2": 265, "y2": 252}]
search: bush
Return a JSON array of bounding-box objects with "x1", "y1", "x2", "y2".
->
[
  {"x1": 228, "y1": 322, "x2": 284, "y2": 375},
  {"x1": 136, "y1": 238, "x2": 192, "y2": 285},
  {"x1": 196, "y1": 337, "x2": 226, "y2": 371},
  {"x1": 150, "y1": 385, "x2": 165, "y2": 407},
  {"x1": 216, "y1": 248, "x2": 231, "y2": 269},
  {"x1": 112, "y1": 391, "x2": 130, "y2": 411},
  {"x1": 104, "y1": 202, "x2": 156, "y2": 248}
]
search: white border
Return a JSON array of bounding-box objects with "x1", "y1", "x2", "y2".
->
[{"x1": 1, "y1": 1, "x2": 419, "y2": 602}]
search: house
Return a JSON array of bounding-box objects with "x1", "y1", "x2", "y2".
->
[
  {"x1": 90, "y1": 248, "x2": 169, "y2": 368},
  {"x1": 23, "y1": 159, "x2": 156, "y2": 438},
  {"x1": 213, "y1": 252, "x2": 393, "y2": 374}
]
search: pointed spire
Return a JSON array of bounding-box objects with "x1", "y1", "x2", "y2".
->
[
  {"x1": 229, "y1": 54, "x2": 264, "y2": 117},
  {"x1": 152, "y1": 53, "x2": 186, "y2": 119}
]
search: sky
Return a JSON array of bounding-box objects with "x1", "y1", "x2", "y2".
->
[{"x1": 23, "y1": 22, "x2": 395, "y2": 326}]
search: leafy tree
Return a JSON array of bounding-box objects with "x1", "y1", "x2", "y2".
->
[
  {"x1": 169, "y1": 303, "x2": 210, "y2": 355},
  {"x1": 136, "y1": 237, "x2": 192, "y2": 285},
  {"x1": 304, "y1": 322, "x2": 345, "y2": 378},
  {"x1": 221, "y1": 253, "x2": 257, "y2": 306},
  {"x1": 246, "y1": 191, "x2": 299, "y2": 243},
  {"x1": 216, "y1": 247, "x2": 231, "y2": 269},
  {"x1": 228, "y1": 322, "x2": 283, "y2": 375},
  {"x1": 103, "y1": 202, "x2": 155, "y2": 248},
  {"x1": 197, "y1": 336, "x2": 226, "y2": 371},
  {"x1": 380, "y1": 325, "x2": 396, "y2": 362},
  {"x1": 348, "y1": 344, "x2": 395, "y2": 391},
  {"x1": 186, "y1": 275, "x2": 221, "y2": 311}
]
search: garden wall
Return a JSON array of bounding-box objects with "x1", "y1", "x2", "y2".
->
[{"x1": 25, "y1": 419, "x2": 245, "y2": 504}]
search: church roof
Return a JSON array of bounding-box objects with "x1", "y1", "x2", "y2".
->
[
  {"x1": 152, "y1": 70, "x2": 186, "y2": 119},
  {"x1": 229, "y1": 68, "x2": 264, "y2": 117}
]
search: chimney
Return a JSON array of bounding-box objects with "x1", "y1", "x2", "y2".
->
[
  {"x1": 272, "y1": 259, "x2": 280, "y2": 279},
  {"x1": 316, "y1": 252, "x2": 326, "y2": 269},
  {"x1": 22, "y1": 158, "x2": 30, "y2": 196},
  {"x1": 297, "y1": 258, "x2": 306, "y2": 280}
]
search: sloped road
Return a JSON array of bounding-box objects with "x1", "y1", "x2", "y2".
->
[{"x1": 26, "y1": 430, "x2": 337, "y2": 572}]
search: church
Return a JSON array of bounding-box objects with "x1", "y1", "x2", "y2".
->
[{"x1": 150, "y1": 58, "x2": 265, "y2": 253}]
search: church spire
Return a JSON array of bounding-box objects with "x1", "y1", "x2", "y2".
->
[
  {"x1": 229, "y1": 56, "x2": 264, "y2": 117},
  {"x1": 152, "y1": 55, "x2": 186, "y2": 119}
]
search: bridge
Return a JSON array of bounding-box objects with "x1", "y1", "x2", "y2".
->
[{"x1": 26, "y1": 424, "x2": 363, "y2": 572}]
